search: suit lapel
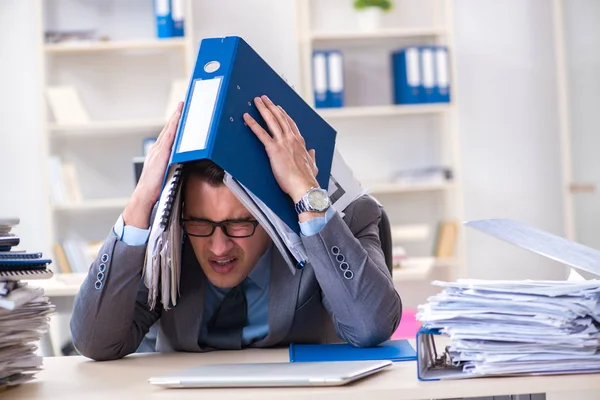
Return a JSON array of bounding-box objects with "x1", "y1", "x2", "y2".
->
[
  {"x1": 254, "y1": 249, "x2": 302, "y2": 347},
  {"x1": 173, "y1": 239, "x2": 207, "y2": 351}
]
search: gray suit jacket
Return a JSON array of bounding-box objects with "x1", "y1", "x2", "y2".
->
[{"x1": 70, "y1": 195, "x2": 402, "y2": 361}]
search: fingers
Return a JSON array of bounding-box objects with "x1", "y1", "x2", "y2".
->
[
  {"x1": 260, "y1": 96, "x2": 292, "y2": 137},
  {"x1": 157, "y1": 102, "x2": 183, "y2": 146},
  {"x1": 253, "y1": 96, "x2": 284, "y2": 140},
  {"x1": 279, "y1": 106, "x2": 301, "y2": 137},
  {"x1": 308, "y1": 149, "x2": 318, "y2": 176},
  {"x1": 243, "y1": 113, "x2": 272, "y2": 147}
]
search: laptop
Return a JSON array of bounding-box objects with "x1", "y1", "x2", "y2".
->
[{"x1": 148, "y1": 360, "x2": 392, "y2": 388}]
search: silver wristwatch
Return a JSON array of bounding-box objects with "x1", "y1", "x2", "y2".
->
[{"x1": 294, "y1": 187, "x2": 331, "y2": 214}]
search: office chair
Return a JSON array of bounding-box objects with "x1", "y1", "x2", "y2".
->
[{"x1": 377, "y1": 208, "x2": 394, "y2": 277}]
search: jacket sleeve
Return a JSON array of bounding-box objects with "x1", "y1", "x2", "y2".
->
[
  {"x1": 301, "y1": 195, "x2": 402, "y2": 347},
  {"x1": 70, "y1": 229, "x2": 161, "y2": 361}
]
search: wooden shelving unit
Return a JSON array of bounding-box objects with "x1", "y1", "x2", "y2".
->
[{"x1": 295, "y1": 0, "x2": 465, "y2": 287}]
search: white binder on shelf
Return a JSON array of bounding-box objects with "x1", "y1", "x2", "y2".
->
[
  {"x1": 326, "y1": 51, "x2": 344, "y2": 108},
  {"x1": 420, "y1": 47, "x2": 436, "y2": 103},
  {"x1": 312, "y1": 51, "x2": 329, "y2": 108}
]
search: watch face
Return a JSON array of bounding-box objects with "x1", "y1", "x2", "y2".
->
[{"x1": 307, "y1": 189, "x2": 330, "y2": 211}]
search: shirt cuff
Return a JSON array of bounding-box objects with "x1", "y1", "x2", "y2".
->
[
  {"x1": 299, "y1": 207, "x2": 336, "y2": 237},
  {"x1": 113, "y1": 214, "x2": 150, "y2": 246}
]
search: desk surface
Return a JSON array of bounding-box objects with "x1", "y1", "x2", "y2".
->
[
  {"x1": 24, "y1": 273, "x2": 85, "y2": 297},
  {"x1": 7, "y1": 348, "x2": 600, "y2": 400}
]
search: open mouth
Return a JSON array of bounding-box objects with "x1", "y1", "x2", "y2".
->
[{"x1": 208, "y1": 257, "x2": 238, "y2": 274}]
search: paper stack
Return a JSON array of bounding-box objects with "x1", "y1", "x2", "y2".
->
[
  {"x1": 0, "y1": 218, "x2": 55, "y2": 388},
  {"x1": 418, "y1": 279, "x2": 600, "y2": 376}
]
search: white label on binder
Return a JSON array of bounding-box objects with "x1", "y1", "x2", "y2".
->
[
  {"x1": 313, "y1": 53, "x2": 327, "y2": 95},
  {"x1": 421, "y1": 48, "x2": 435, "y2": 89},
  {"x1": 327, "y1": 52, "x2": 344, "y2": 92},
  {"x1": 177, "y1": 78, "x2": 221, "y2": 154},
  {"x1": 436, "y1": 48, "x2": 449, "y2": 88},
  {"x1": 172, "y1": 0, "x2": 184, "y2": 20},
  {"x1": 155, "y1": 0, "x2": 170, "y2": 16},
  {"x1": 406, "y1": 47, "x2": 420, "y2": 87}
]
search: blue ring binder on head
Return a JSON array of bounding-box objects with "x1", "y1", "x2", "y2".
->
[{"x1": 168, "y1": 36, "x2": 337, "y2": 235}]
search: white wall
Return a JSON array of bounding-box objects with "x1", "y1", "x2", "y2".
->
[
  {"x1": 0, "y1": 0, "x2": 569, "y2": 280},
  {"x1": 454, "y1": 0, "x2": 567, "y2": 280},
  {"x1": 0, "y1": 1, "x2": 48, "y2": 254},
  {"x1": 562, "y1": 0, "x2": 600, "y2": 251}
]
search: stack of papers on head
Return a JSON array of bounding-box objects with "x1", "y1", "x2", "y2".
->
[{"x1": 418, "y1": 279, "x2": 600, "y2": 376}]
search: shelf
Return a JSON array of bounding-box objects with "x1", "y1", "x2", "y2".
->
[
  {"x1": 367, "y1": 181, "x2": 453, "y2": 195},
  {"x1": 25, "y1": 272, "x2": 86, "y2": 297},
  {"x1": 310, "y1": 26, "x2": 448, "y2": 41},
  {"x1": 392, "y1": 257, "x2": 456, "y2": 282},
  {"x1": 43, "y1": 38, "x2": 187, "y2": 54},
  {"x1": 53, "y1": 198, "x2": 129, "y2": 212},
  {"x1": 48, "y1": 119, "x2": 166, "y2": 136},
  {"x1": 317, "y1": 104, "x2": 449, "y2": 119}
]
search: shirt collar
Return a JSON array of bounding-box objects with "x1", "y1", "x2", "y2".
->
[{"x1": 246, "y1": 243, "x2": 272, "y2": 290}]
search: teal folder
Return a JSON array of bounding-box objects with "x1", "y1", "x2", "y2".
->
[{"x1": 289, "y1": 340, "x2": 416, "y2": 363}]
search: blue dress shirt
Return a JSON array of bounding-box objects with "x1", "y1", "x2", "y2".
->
[{"x1": 113, "y1": 206, "x2": 335, "y2": 345}]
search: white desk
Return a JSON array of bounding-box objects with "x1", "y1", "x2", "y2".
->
[
  {"x1": 25, "y1": 273, "x2": 86, "y2": 297},
  {"x1": 7, "y1": 349, "x2": 600, "y2": 400}
]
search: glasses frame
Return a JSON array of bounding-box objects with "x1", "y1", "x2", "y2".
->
[{"x1": 180, "y1": 217, "x2": 260, "y2": 238}]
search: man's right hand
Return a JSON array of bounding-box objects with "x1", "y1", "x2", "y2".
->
[{"x1": 123, "y1": 102, "x2": 184, "y2": 229}]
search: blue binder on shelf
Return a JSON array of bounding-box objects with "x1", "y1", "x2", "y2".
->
[
  {"x1": 312, "y1": 51, "x2": 330, "y2": 108},
  {"x1": 392, "y1": 47, "x2": 422, "y2": 104},
  {"x1": 419, "y1": 46, "x2": 436, "y2": 103},
  {"x1": 171, "y1": 0, "x2": 185, "y2": 37},
  {"x1": 170, "y1": 36, "x2": 337, "y2": 234},
  {"x1": 289, "y1": 339, "x2": 416, "y2": 363},
  {"x1": 433, "y1": 46, "x2": 451, "y2": 103},
  {"x1": 154, "y1": 0, "x2": 174, "y2": 38},
  {"x1": 326, "y1": 51, "x2": 344, "y2": 108}
]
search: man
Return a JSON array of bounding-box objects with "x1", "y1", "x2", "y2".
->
[{"x1": 71, "y1": 95, "x2": 402, "y2": 361}]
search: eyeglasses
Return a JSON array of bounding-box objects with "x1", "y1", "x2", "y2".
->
[{"x1": 180, "y1": 217, "x2": 259, "y2": 238}]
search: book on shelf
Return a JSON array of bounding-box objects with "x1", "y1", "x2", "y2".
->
[
  {"x1": 392, "y1": 166, "x2": 452, "y2": 186},
  {"x1": 45, "y1": 85, "x2": 91, "y2": 125},
  {"x1": 57, "y1": 239, "x2": 102, "y2": 274},
  {"x1": 47, "y1": 156, "x2": 83, "y2": 206},
  {"x1": 392, "y1": 46, "x2": 451, "y2": 105},
  {"x1": 433, "y1": 220, "x2": 459, "y2": 258}
]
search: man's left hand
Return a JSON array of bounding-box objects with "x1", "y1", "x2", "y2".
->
[{"x1": 243, "y1": 95, "x2": 319, "y2": 204}]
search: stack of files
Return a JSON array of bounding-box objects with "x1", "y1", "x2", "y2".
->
[
  {"x1": 143, "y1": 36, "x2": 367, "y2": 310},
  {"x1": 0, "y1": 282, "x2": 54, "y2": 388},
  {"x1": 0, "y1": 218, "x2": 55, "y2": 388},
  {"x1": 311, "y1": 50, "x2": 344, "y2": 108},
  {"x1": 416, "y1": 218, "x2": 600, "y2": 380},
  {"x1": 392, "y1": 46, "x2": 450, "y2": 104},
  {"x1": 418, "y1": 280, "x2": 600, "y2": 378},
  {"x1": 0, "y1": 219, "x2": 53, "y2": 281}
]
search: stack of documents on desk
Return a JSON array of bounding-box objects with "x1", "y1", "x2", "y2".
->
[
  {"x1": 419, "y1": 279, "x2": 600, "y2": 376},
  {"x1": 0, "y1": 218, "x2": 55, "y2": 387}
]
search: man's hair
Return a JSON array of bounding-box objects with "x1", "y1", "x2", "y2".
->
[{"x1": 182, "y1": 159, "x2": 225, "y2": 188}]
